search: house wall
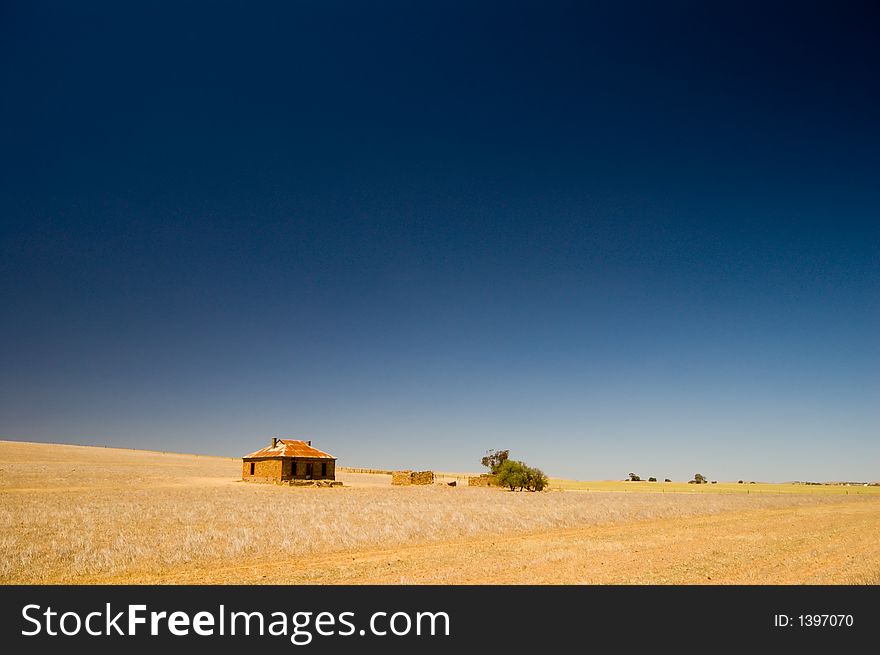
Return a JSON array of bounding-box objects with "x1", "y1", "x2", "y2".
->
[
  {"x1": 243, "y1": 458, "x2": 336, "y2": 482},
  {"x1": 242, "y1": 458, "x2": 282, "y2": 483},
  {"x1": 286, "y1": 458, "x2": 336, "y2": 480}
]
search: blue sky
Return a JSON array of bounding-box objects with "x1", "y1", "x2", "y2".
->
[{"x1": 1, "y1": 1, "x2": 878, "y2": 481}]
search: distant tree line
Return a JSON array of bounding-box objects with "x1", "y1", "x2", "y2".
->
[
  {"x1": 626, "y1": 472, "x2": 663, "y2": 482},
  {"x1": 623, "y1": 473, "x2": 716, "y2": 484}
]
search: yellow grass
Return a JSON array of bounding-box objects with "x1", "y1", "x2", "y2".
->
[{"x1": 1, "y1": 440, "x2": 878, "y2": 584}]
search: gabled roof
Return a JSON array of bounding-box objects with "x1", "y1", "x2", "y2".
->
[{"x1": 243, "y1": 439, "x2": 335, "y2": 460}]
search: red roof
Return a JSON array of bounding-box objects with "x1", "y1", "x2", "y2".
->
[{"x1": 243, "y1": 439, "x2": 335, "y2": 460}]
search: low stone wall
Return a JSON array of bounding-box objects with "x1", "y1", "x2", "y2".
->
[
  {"x1": 391, "y1": 470, "x2": 435, "y2": 486},
  {"x1": 244, "y1": 478, "x2": 342, "y2": 487},
  {"x1": 468, "y1": 474, "x2": 498, "y2": 487}
]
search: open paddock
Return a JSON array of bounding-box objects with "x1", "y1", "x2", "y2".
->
[{"x1": 1, "y1": 440, "x2": 878, "y2": 584}]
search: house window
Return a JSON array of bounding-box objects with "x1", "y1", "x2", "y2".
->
[
  {"x1": 249, "y1": 462, "x2": 255, "y2": 475},
  {"x1": 321, "y1": 462, "x2": 327, "y2": 477}
]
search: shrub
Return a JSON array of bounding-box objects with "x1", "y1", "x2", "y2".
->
[
  {"x1": 525, "y1": 466, "x2": 549, "y2": 492},
  {"x1": 664, "y1": 478, "x2": 671, "y2": 482},
  {"x1": 495, "y1": 460, "x2": 549, "y2": 491},
  {"x1": 738, "y1": 480, "x2": 744, "y2": 484},
  {"x1": 495, "y1": 460, "x2": 527, "y2": 491},
  {"x1": 628, "y1": 472, "x2": 641, "y2": 482},
  {"x1": 648, "y1": 477, "x2": 657, "y2": 482}
]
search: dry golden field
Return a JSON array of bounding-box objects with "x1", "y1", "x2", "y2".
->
[{"x1": 1, "y1": 440, "x2": 878, "y2": 584}]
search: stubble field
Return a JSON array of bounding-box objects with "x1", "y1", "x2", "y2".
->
[{"x1": 1, "y1": 440, "x2": 878, "y2": 584}]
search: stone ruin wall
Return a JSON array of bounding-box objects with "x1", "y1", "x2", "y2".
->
[{"x1": 391, "y1": 470, "x2": 435, "y2": 486}]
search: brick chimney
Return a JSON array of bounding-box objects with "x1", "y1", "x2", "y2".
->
[
  {"x1": 272, "y1": 437, "x2": 277, "y2": 448},
  {"x1": 307, "y1": 440, "x2": 311, "y2": 446}
]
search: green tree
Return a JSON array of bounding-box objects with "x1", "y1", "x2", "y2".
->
[
  {"x1": 693, "y1": 473, "x2": 707, "y2": 484},
  {"x1": 525, "y1": 466, "x2": 549, "y2": 492},
  {"x1": 495, "y1": 460, "x2": 549, "y2": 492},
  {"x1": 481, "y1": 449, "x2": 510, "y2": 474},
  {"x1": 628, "y1": 472, "x2": 641, "y2": 481},
  {"x1": 495, "y1": 460, "x2": 528, "y2": 491}
]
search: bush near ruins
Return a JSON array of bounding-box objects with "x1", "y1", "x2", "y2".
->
[
  {"x1": 527, "y1": 466, "x2": 549, "y2": 492},
  {"x1": 495, "y1": 460, "x2": 548, "y2": 492}
]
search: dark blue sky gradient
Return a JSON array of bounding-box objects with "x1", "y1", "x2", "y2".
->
[{"x1": 1, "y1": 1, "x2": 878, "y2": 480}]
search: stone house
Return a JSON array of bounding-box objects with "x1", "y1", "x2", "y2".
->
[{"x1": 242, "y1": 438, "x2": 336, "y2": 483}]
